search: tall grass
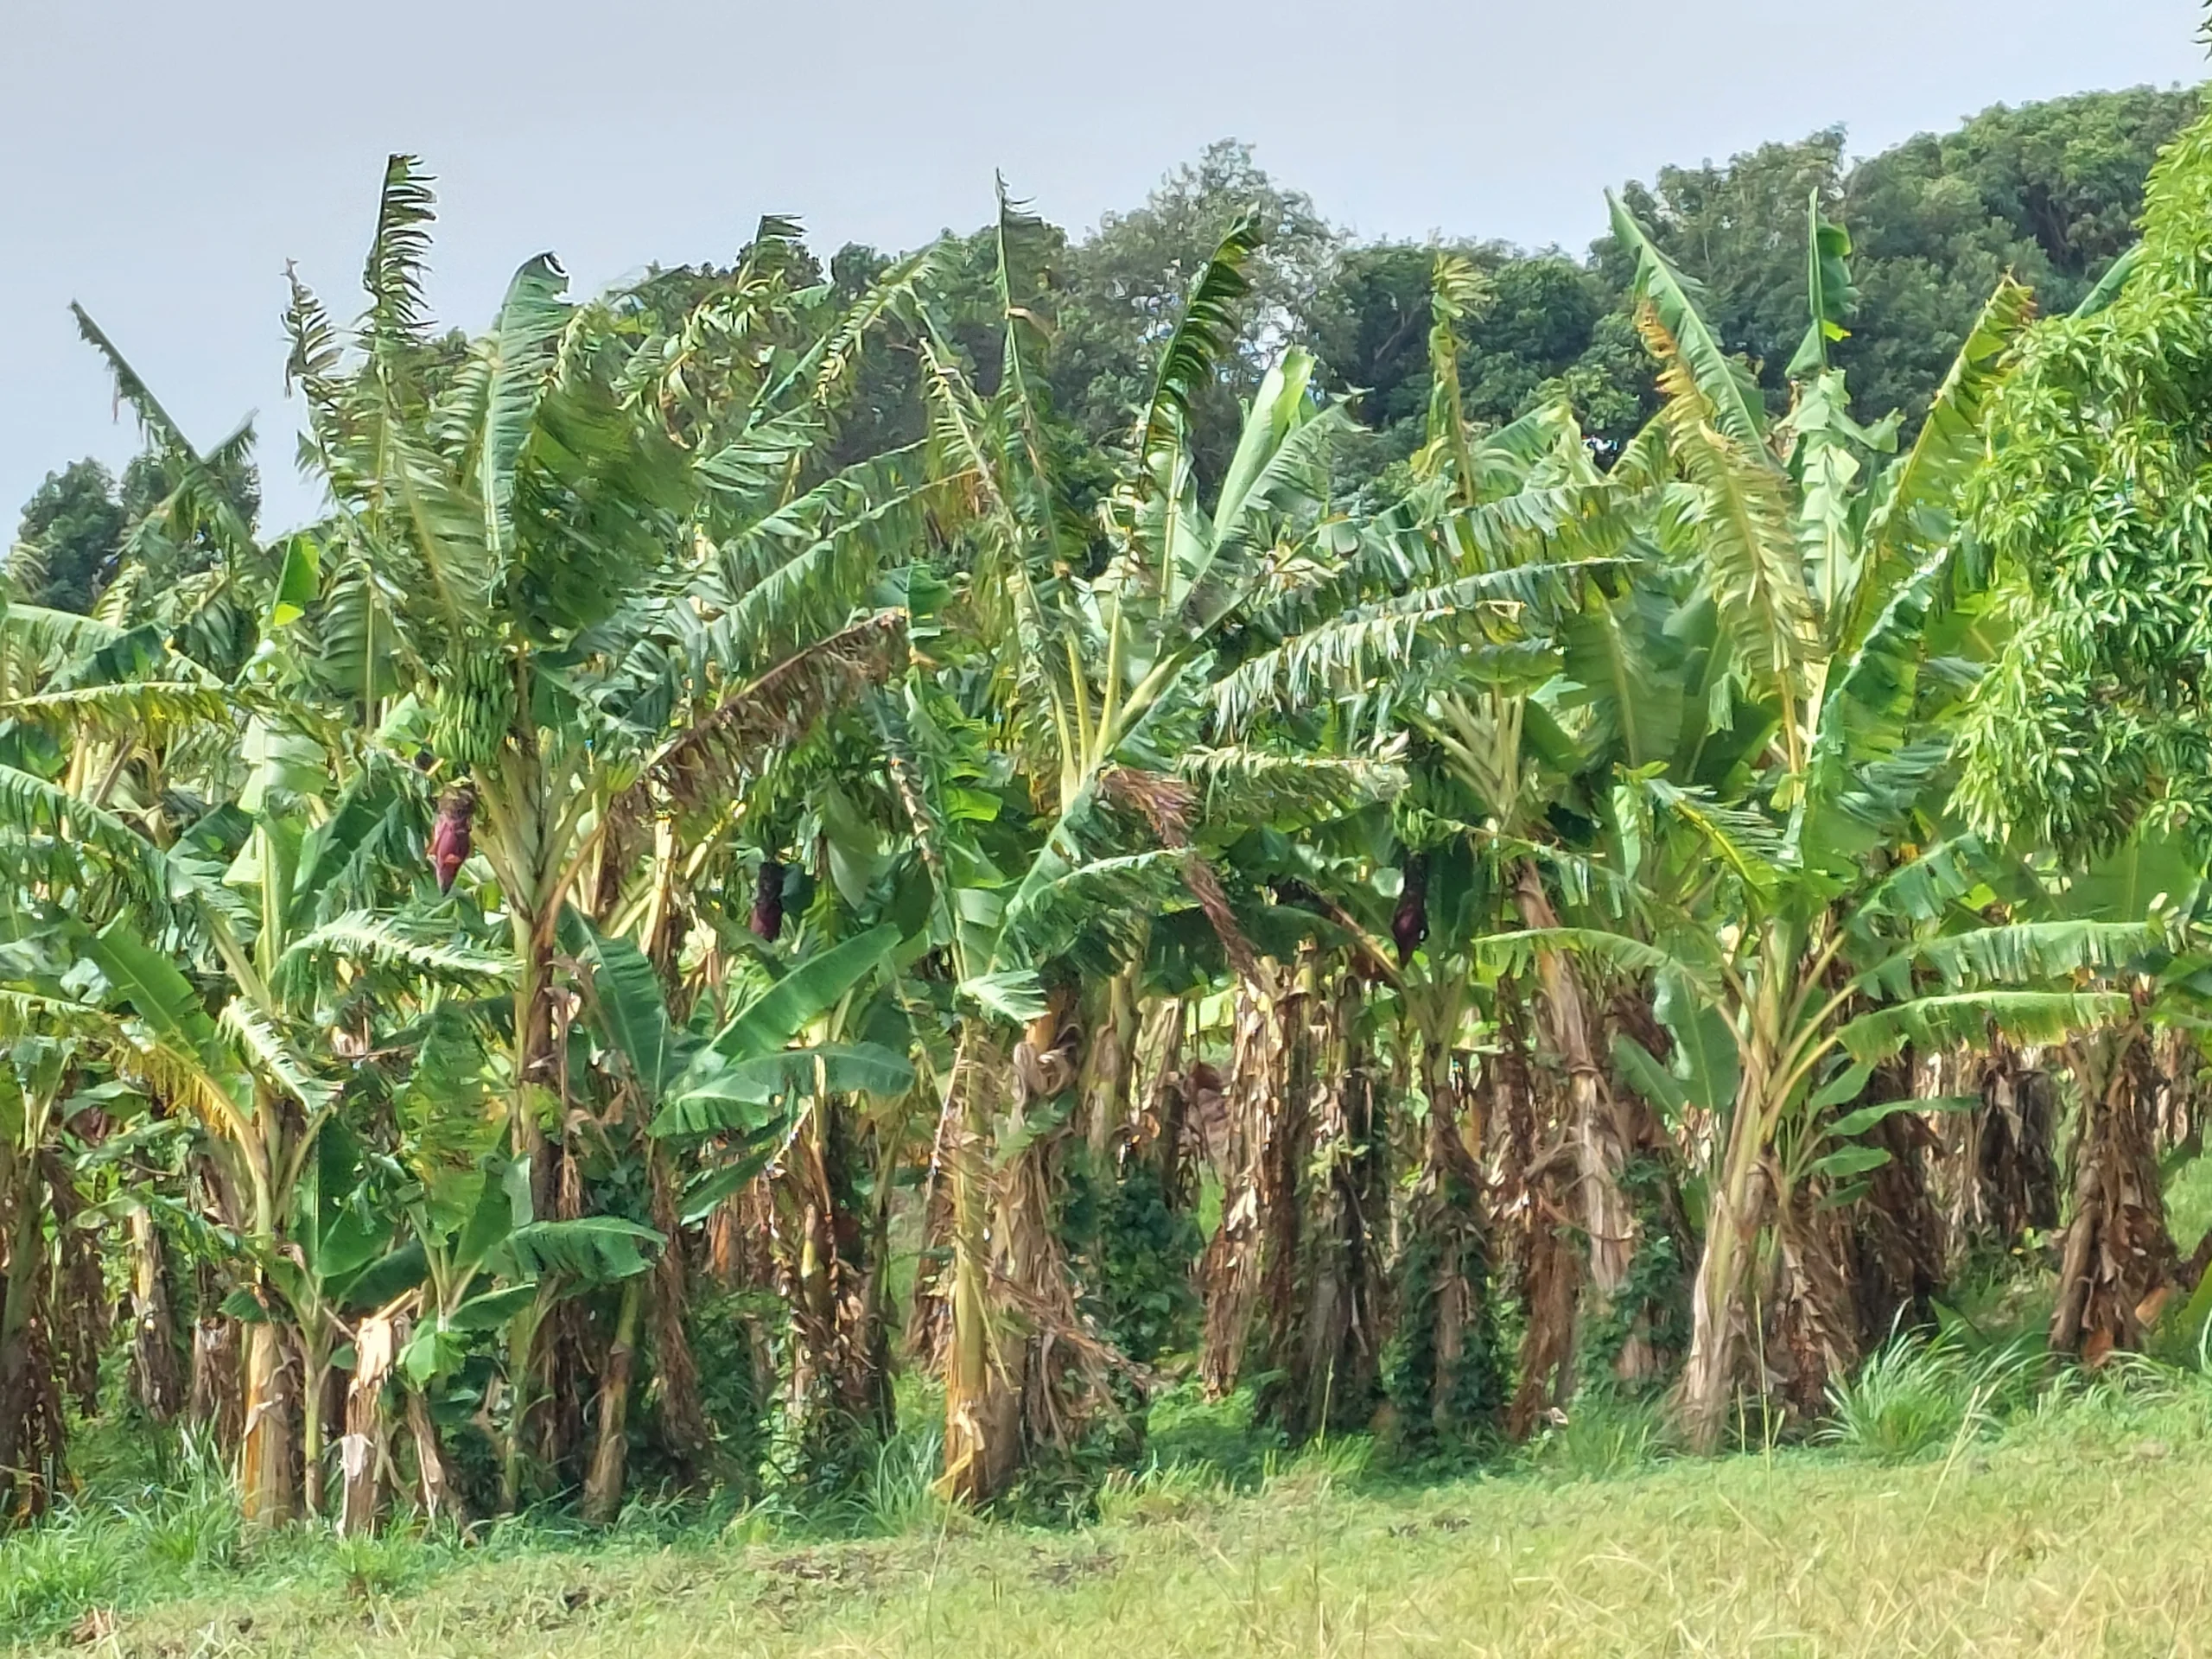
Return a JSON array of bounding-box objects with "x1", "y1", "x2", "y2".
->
[
  {"x1": 0, "y1": 1427, "x2": 238, "y2": 1643},
  {"x1": 79, "y1": 1417, "x2": 2212, "y2": 1659},
  {"x1": 1523, "y1": 1392, "x2": 1669, "y2": 1480},
  {"x1": 0, "y1": 1515, "x2": 125, "y2": 1642},
  {"x1": 862, "y1": 1418, "x2": 954, "y2": 1535},
  {"x1": 1821, "y1": 1329, "x2": 2037, "y2": 1461}
]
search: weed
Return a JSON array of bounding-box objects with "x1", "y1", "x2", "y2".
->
[
  {"x1": 0, "y1": 1512, "x2": 124, "y2": 1643},
  {"x1": 861, "y1": 1420, "x2": 956, "y2": 1536},
  {"x1": 1525, "y1": 1392, "x2": 1669, "y2": 1480},
  {"x1": 1821, "y1": 1329, "x2": 2033, "y2": 1461},
  {"x1": 330, "y1": 1533, "x2": 429, "y2": 1600},
  {"x1": 1095, "y1": 1458, "x2": 1227, "y2": 1526},
  {"x1": 1259, "y1": 1432, "x2": 1373, "y2": 1500},
  {"x1": 135, "y1": 1427, "x2": 243, "y2": 1574}
]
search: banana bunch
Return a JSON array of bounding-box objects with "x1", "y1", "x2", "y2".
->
[{"x1": 430, "y1": 646, "x2": 513, "y2": 772}]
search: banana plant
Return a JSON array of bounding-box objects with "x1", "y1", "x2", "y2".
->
[
  {"x1": 0, "y1": 930, "x2": 105, "y2": 1523},
  {"x1": 575, "y1": 913, "x2": 912, "y2": 1514},
  {"x1": 260, "y1": 162, "x2": 959, "y2": 1496},
  {"x1": 0, "y1": 399, "x2": 381, "y2": 1520},
  {"x1": 1471, "y1": 190, "x2": 2097, "y2": 1447},
  {"x1": 896, "y1": 189, "x2": 1413, "y2": 1496},
  {"x1": 239, "y1": 964, "x2": 677, "y2": 1536},
  {"x1": 278, "y1": 156, "x2": 944, "y2": 1188},
  {"x1": 1199, "y1": 251, "x2": 1662, "y2": 1399}
]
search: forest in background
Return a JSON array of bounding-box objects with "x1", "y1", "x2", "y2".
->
[
  {"x1": 7, "y1": 68, "x2": 2212, "y2": 1614},
  {"x1": 20, "y1": 86, "x2": 2197, "y2": 610}
]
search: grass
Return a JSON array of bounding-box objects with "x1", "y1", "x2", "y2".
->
[
  {"x1": 1818, "y1": 1329, "x2": 2037, "y2": 1463},
  {"x1": 16, "y1": 1359, "x2": 2212, "y2": 1656}
]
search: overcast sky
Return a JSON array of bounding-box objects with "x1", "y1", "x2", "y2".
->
[{"x1": 3, "y1": 0, "x2": 2204, "y2": 533}]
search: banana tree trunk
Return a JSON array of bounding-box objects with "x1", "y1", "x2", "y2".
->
[
  {"x1": 0, "y1": 1142, "x2": 50, "y2": 1523},
  {"x1": 406, "y1": 1386, "x2": 461, "y2": 1525},
  {"x1": 2050, "y1": 1025, "x2": 2181, "y2": 1361},
  {"x1": 1847, "y1": 1071, "x2": 1948, "y2": 1344},
  {"x1": 511, "y1": 905, "x2": 558, "y2": 1174},
  {"x1": 1955, "y1": 1039, "x2": 2061, "y2": 1261},
  {"x1": 1255, "y1": 960, "x2": 1319, "y2": 1427},
  {"x1": 43, "y1": 1154, "x2": 105, "y2": 1417},
  {"x1": 942, "y1": 1010, "x2": 1121, "y2": 1503},
  {"x1": 484, "y1": 825, "x2": 569, "y2": 1498},
  {"x1": 189, "y1": 1306, "x2": 244, "y2": 1452},
  {"x1": 1513, "y1": 863, "x2": 1653, "y2": 1382},
  {"x1": 646, "y1": 1153, "x2": 709, "y2": 1474},
  {"x1": 582, "y1": 1276, "x2": 642, "y2": 1523},
  {"x1": 1678, "y1": 1057, "x2": 1771, "y2": 1455},
  {"x1": 776, "y1": 1092, "x2": 892, "y2": 1479},
  {"x1": 2153, "y1": 1027, "x2": 2200, "y2": 1155},
  {"x1": 295, "y1": 1318, "x2": 344, "y2": 1521},
  {"x1": 238, "y1": 1318, "x2": 295, "y2": 1527},
  {"x1": 856, "y1": 1116, "x2": 901, "y2": 1431},
  {"x1": 339, "y1": 1312, "x2": 400, "y2": 1538},
  {"x1": 1082, "y1": 966, "x2": 1141, "y2": 1161},
  {"x1": 1284, "y1": 977, "x2": 1385, "y2": 1438},
  {"x1": 1389, "y1": 1033, "x2": 1499, "y2": 1439},
  {"x1": 1141, "y1": 998, "x2": 1190, "y2": 1205},
  {"x1": 128, "y1": 1207, "x2": 184, "y2": 1421},
  {"x1": 1768, "y1": 1183, "x2": 1861, "y2": 1423},
  {"x1": 1507, "y1": 1149, "x2": 1582, "y2": 1439},
  {"x1": 1492, "y1": 960, "x2": 1583, "y2": 1436},
  {"x1": 940, "y1": 1030, "x2": 1023, "y2": 1505},
  {"x1": 1199, "y1": 968, "x2": 1294, "y2": 1399}
]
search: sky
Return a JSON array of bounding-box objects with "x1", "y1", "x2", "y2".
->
[{"x1": 2, "y1": 0, "x2": 2204, "y2": 534}]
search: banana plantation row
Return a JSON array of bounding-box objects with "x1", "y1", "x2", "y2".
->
[{"x1": 6, "y1": 109, "x2": 2212, "y2": 1535}]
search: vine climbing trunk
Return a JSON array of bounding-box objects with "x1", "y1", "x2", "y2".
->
[
  {"x1": 1390, "y1": 1030, "x2": 1498, "y2": 1439},
  {"x1": 1285, "y1": 976, "x2": 1385, "y2": 1437},
  {"x1": 1513, "y1": 862, "x2": 1653, "y2": 1382},
  {"x1": 1493, "y1": 976, "x2": 1584, "y2": 1438},
  {"x1": 1199, "y1": 965, "x2": 1294, "y2": 1399},
  {"x1": 2050, "y1": 1024, "x2": 2185, "y2": 1362}
]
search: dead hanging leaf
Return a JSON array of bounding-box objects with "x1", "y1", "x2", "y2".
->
[
  {"x1": 2136, "y1": 1284, "x2": 2176, "y2": 1328},
  {"x1": 353, "y1": 1310, "x2": 401, "y2": 1392},
  {"x1": 1100, "y1": 766, "x2": 1263, "y2": 984}
]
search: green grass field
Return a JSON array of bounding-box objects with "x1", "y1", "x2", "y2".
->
[{"x1": 14, "y1": 1358, "x2": 2212, "y2": 1658}]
